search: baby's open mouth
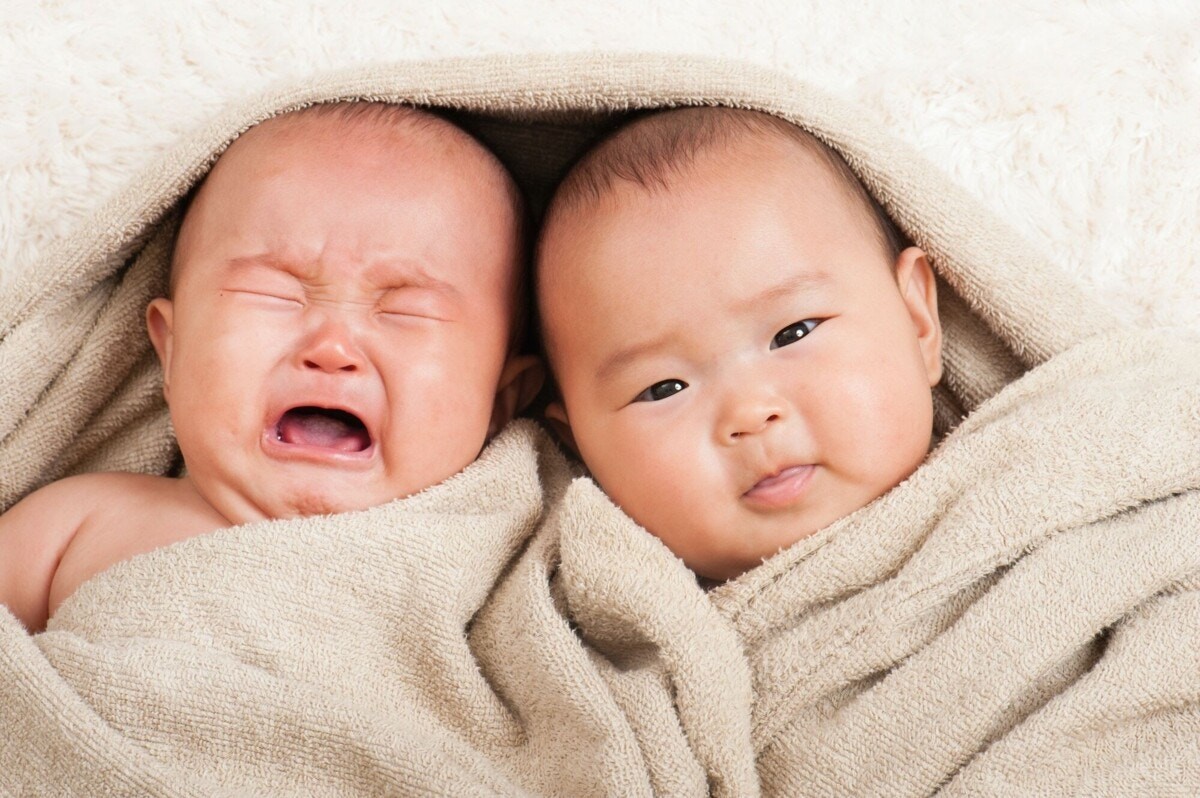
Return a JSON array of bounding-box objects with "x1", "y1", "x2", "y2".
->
[{"x1": 274, "y1": 406, "x2": 372, "y2": 453}]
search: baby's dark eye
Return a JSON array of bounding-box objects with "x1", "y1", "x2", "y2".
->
[
  {"x1": 771, "y1": 319, "x2": 821, "y2": 350},
  {"x1": 633, "y1": 379, "x2": 688, "y2": 403}
]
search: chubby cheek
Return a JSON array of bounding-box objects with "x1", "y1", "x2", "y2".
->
[
  {"x1": 816, "y1": 358, "x2": 932, "y2": 487},
  {"x1": 171, "y1": 325, "x2": 278, "y2": 417},
  {"x1": 579, "y1": 406, "x2": 722, "y2": 557},
  {"x1": 172, "y1": 300, "x2": 291, "y2": 386},
  {"x1": 167, "y1": 311, "x2": 304, "y2": 477},
  {"x1": 377, "y1": 339, "x2": 502, "y2": 465}
]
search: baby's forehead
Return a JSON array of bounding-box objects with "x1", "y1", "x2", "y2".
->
[
  {"x1": 535, "y1": 119, "x2": 899, "y2": 352},
  {"x1": 622, "y1": 135, "x2": 852, "y2": 210},
  {"x1": 171, "y1": 105, "x2": 523, "y2": 290},
  {"x1": 538, "y1": 109, "x2": 902, "y2": 301},
  {"x1": 543, "y1": 134, "x2": 865, "y2": 272},
  {"x1": 210, "y1": 107, "x2": 498, "y2": 187}
]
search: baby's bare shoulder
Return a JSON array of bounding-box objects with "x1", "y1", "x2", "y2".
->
[
  {"x1": 63, "y1": 470, "x2": 180, "y2": 497},
  {"x1": 5, "y1": 474, "x2": 191, "y2": 538},
  {"x1": 26, "y1": 472, "x2": 179, "y2": 513},
  {"x1": 0, "y1": 473, "x2": 175, "y2": 631}
]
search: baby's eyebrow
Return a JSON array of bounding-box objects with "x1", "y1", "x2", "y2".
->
[
  {"x1": 368, "y1": 261, "x2": 462, "y2": 299},
  {"x1": 596, "y1": 329, "x2": 684, "y2": 384},
  {"x1": 595, "y1": 271, "x2": 833, "y2": 383},
  {"x1": 224, "y1": 253, "x2": 311, "y2": 279},
  {"x1": 738, "y1": 270, "x2": 833, "y2": 310}
]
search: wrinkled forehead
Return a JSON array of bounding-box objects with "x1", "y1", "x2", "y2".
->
[
  {"x1": 170, "y1": 106, "x2": 524, "y2": 293},
  {"x1": 167, "y1": 104, "x2": 691, "y2": 286}
]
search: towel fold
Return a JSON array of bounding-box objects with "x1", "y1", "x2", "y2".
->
[{"x1": 2, "y1": 54, "x2": 1195, "y2": 796}]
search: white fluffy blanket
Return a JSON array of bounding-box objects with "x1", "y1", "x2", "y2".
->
[
  {"x1": 1, "y1": 53, "x2": 1197, "y2": 796},
  {"x1": 2, "y1": 1, "x2": 1198, "y2": 327}
]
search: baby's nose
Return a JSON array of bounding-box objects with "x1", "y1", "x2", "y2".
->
[
  {"x1": 297, "y1": 319, "x2": 365, "y2": 373},
  {"x1": 718, "y1": 393, "x2": 785, "y2": 443}
]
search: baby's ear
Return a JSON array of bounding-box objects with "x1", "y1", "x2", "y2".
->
[
  {"x1": 489, "y1": 355, "x2": 545, "y2": 438},
  {"x1": 544, "y1": 402, "x2": 578, "y2": 455},
  {"x1": 894, "y1": 247, "x2": 943, "y2": 387},
  {"x1": 146, "y1": 298, "x2": 175, "y2": 400}
]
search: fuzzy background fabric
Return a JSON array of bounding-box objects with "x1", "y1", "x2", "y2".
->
[{"x1": 2, "y1": 1, "x2": 1198, "y2": 328}]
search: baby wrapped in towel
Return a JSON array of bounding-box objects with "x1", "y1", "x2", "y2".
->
[
  {"x1": 539, "y1": 106, "x2": 942, "y2": 579},
  {"x1": 536, "y1": 106, "x2": 1200, "y2": 796},
  {"x1": 3, "y1": 56, "x2": 1197, "y2": 796},
  {"x1": 0, "y1": 102, "x2": 540, "y2": 632}
]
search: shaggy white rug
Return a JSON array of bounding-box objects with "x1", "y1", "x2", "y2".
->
[{"x1": 2, "y1": 0, "x2": 1197, "y2": 327}]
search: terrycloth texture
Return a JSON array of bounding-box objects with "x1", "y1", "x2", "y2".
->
[
  {"x1": 548, "y1": 328, "x2": 1200, "y2": 796},
  {"x1": 736, "y1": 331, "x2": 1200, "y2": 796},
  {"x1": 0, "y1": 53, "x2": 1115, "y2": 508},
  {"x1": 1, "y1": 54, "x2": 1197, "y2": 795},
  {"x1": 0, "y1": 420, "x2": 607, "y2": 797},
  {"x1": 2, "y1": 420, "x2": 688, "y2": 797}
]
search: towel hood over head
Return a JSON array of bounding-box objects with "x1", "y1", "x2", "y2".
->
[{"x1": 0, "y1": 53, "x2": 1116, "y2": 508}]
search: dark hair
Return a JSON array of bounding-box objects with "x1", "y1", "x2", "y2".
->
[{"x1": 541, "y1": 106, "x2": 906, "y2": 264}]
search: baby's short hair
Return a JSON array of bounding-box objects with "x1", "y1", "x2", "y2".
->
[{"x1": 542, "y1": 106, "x2": 906, "y2": 263}]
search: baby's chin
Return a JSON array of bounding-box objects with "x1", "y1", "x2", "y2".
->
[
  {"x1": 276, "y1": 475, "x2": 451, "y2": 518},
  {"x1": 239, "y1": 480, "x2": 403, "y2": 522},
  {"x1": 276, "y1": 492, "x2": 373, "y2": 518},
  {"x1": 674, "y1": 541, "x2": 770, "y2": 583},
  {"x1": 677, "y1": 524, "x2": 826, "y2": 583},
  {"x1": 256, "y1": 465, "x2": 470, "y2": 520}
]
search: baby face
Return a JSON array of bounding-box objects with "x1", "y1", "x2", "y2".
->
[
  {"x1": 540, "y1": 138, "x2": 942, "y2": 580},
  {"x1": 148, "y1": 111, "x2": 530, "y2": 523}
]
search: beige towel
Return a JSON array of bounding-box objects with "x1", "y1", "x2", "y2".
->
[
  {"x1": 549, "y1": 327, "x2": 1200, "y2": 797},
  {"x1": 2, "y1": 54, "x2": 1196, "y2": 796}
]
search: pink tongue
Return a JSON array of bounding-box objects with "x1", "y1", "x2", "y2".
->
[{"x1": 278, "y1": 410, "x2": 369, "y2": 452}]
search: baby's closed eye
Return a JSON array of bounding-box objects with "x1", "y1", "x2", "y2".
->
[
  {"x1": 377, "y1": 288, "x2": 454, "y2": 322},
  {"x1": 222, "y1": 276, "x2": 305, "y2": 307},
  {"x1": 232, "y1": 289, "x2": 304, "y2": 307}
]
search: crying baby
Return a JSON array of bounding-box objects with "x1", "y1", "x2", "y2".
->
[{"x1": 0, "y1": 103, "x2": 540, "y2": 632}]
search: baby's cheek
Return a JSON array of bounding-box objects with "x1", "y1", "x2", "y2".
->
[
  {"x1": 637, "y1": 427, "x2": 714, "y2": 514},
  {"x1": 822, "y1": 367, "x2": 929, "y2": 466},
  {"x1": 877, "y1": 400, "x2": 934, "y2": 485},
  {"x1": 587, "y1": 422, "x2": 653, "y2": 495},
  {"x1": 588, "y1": 418, "x2": 682, "y2": 513}
]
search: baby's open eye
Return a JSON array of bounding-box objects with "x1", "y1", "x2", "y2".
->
[
  {"x1": 771, "y1": 319, "x2": 821, "y2": 350},
  {"x1": 633, "y1": 379, "x2": 688, "y2": 403}
]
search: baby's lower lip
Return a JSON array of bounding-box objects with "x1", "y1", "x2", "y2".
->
[
  {"x1": 742, "y1": 465, "x2": 815, "y2": 509},
  {"x1": 261, "y1": 429, "x2": 377, "y2": 468}
]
